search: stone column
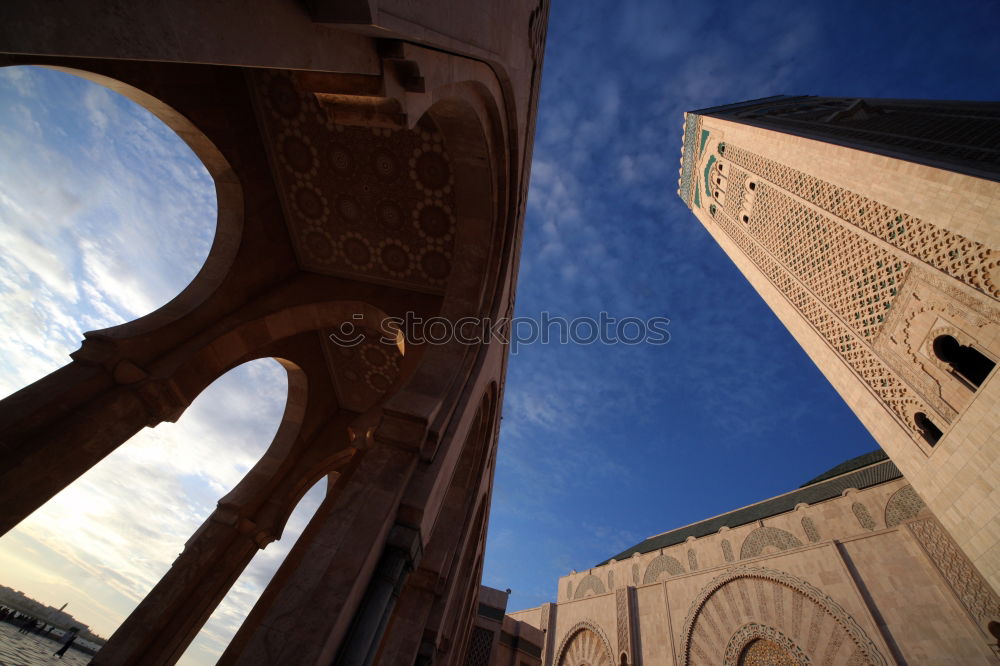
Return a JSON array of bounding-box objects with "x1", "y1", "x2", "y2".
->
[
  {"x1": 0, "y1": 358, "x2": 185, "y2": 535},
  {"x1": 91, "y1": 505, "x2": 268, "y2": 665},
  {"x1": 223, "y1": 441, "x2": 419, "y2": 666}
]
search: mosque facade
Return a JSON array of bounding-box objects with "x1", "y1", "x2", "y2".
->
[{"x1": 500, "y1": 452, "x2": 1000, "y2": 664}]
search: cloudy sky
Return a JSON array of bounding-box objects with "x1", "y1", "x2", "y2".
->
[{"x1": 1, "y1": 0, "x2": 998, "y2": 662}]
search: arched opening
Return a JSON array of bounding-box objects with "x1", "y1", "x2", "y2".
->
[
  {"x1": 0, "y1": 358, "x2": 290, "y2": 651},
  {"x1": 0, "y1": 65, "x2": 222, "y2": 393},
  {"x1": 742, "y1": 214, "x2": 750, "y2": 223},
  {"x1": 933, "y1": 334, "x2": 996, "y2": 388},
  {"x1": 914, "y1": 412, "x2": 943, "y2": 446},
  {"x1": 748, "y1": 181, "x2": 757, "y2": 191},
  {"x1": 179, "y1": 476, "x2": 326, "y2": 665}
]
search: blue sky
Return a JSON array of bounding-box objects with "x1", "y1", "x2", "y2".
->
[
  {"x1": 1, "y1": 0, "x2": 999, "y2": 660},
  {"x1": 482, "y1": 0, "x2": 1000, "y2": 610}
]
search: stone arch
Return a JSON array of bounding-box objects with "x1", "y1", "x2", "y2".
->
[
  {"x1": 740, "y1": 526, "x2": 803, "y2": 559},
  {"x1": 574, "y1": 574, "x2": 607, "y2": 599},
  {"x1": 165, "y1": 300, "x2": 400, "y2": 415},
  {"x1": 725, "y1": 623, "x2": 809, "y2": 664},
  {"x1": 643, "y1": 553, "x2": 685, "y2": 584},
  {"x1": 679, "y1": 566, "x2": 888, "y2": 666},
  {"x1": 11, "y1": 64, "x2": 246, "y2": 341},
  {"x1": 554, "y1": 620, "x2": 614, "y2": 666},
  {"x1": 884, "y1": 484, "x2": 927, "y2": 527}
]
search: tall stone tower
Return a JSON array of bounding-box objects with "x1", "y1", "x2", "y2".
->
[{"x1": 678, "y1": 97, "x2": 1000, "y2": 592}]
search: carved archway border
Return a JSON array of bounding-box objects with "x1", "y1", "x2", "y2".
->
[
  {"x1": 678, "y1": 566, "x2": 887, "y2": 666},
  {"x1": 553, "y1": 620, "x2": 614, "y2": 666},
  {"x1": 921, "y1": 324, "x2": 979, "y2": 376},
  {"x1": 723, "y1": 623, "x2": 810, "y2": 665}
]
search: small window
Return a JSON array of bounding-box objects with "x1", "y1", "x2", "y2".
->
[
  {"x1": 716, "y1": 177, "x2": 721, "y2": 184},
  {"x1": 742, "y1": 215, "x2": 749, "y2": 223},
  {"x1": 709, "y1": 204, "x2": 717, "y2": 216},
  {"x1": 914, "y1": 412, "x2": 942, "y2": 446},
  {"x1": 718, "y1": 142, "x2": 726, "y2": 154},
  {"x1": 714, "y1": 191, "x2": 720, "y2": 198},
  {"x1": 749, "y1": 182, "x2": 756, "y2": 191},
  {"x1": 717, "y1": 163, "x2": 724, "y2": 172},
  {"x1": 933, "y1": 335, "x2": 996, "y2": 388}
]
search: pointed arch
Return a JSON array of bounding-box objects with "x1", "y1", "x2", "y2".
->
[{"x1": 554, "y1": 620, "x2": 614, "y2": 666}]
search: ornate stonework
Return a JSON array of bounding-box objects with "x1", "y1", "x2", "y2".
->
[
  {"x1": 726, "y1": 624, "x2": 809, "y2": 665},
  {"x1": 884, "y1": 484, "x2": 926, "y2": 527},
  {"x1": 723, "y1": 144, "x2": 998, "y2": 299},
  {"x1": 689, "y1": 548, "x2": 700, "y2": 571},
  {"x1": 740, "y1": 527, "x2": 803, "y2": 559},
  {"x1": 679, "y1": 566, "x2": 887, "y2": 666},
  {"x1": 851, "y1": 502, "x2": 876, "y2": 531},
  {"x1": 708, "y1": 203, "x2": 935, "y2": 440},
  {"x1": 255, "y1": 71, "x2": 458, "y2": 294},
  {"x1": 554, "y1": 621, "x2": 614, "y2": 666},
  {"x1": 615, "y1": 587, "x2": 631, "y2": 661},
  {"x1": 643, "y1": 553, "x2": 685, "y2": 584},
  {"x1": 907, "y1": 517, "x2": 1000, "y2": 626},
  {"x1": 574, "y1": 574, "x2": 607, "y2": 599},
  {"x1": 801, "y1": 517, "x2": 820, "y2": 543},
  {"x1": 722, "y1": 539, "x2": 735, "y2": 562}
]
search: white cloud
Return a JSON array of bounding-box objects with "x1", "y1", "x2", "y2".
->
[{"x1": 0, "y1": 67, "x2": 316, "y2": 665}]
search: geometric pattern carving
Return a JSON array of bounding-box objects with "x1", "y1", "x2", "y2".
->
[
  {"x1": 724, "y1": 144, "x2": 999, "y2": 300},
  {"x1": 679, "y1": 566, "x2": 888, "y2": 666},
  {"x1": 726, "y1": 624, "x2": 809, "y2": 665},
  {"x1": 680, "y1": 115, "x2": 703, "y2": 206},
  {"x1": 740, "y1": 527, "x2": 803, "y2": 560},
  {"x1": 555, "y1": 621, "x2": 614, "y2": 666},
  {"x1": 321, "y1": 330, "x2": 403, "y2": 412},
  {"x1": 722, "y1": 539, "x2": 735, "y2": 562},
  {"x1": 574, "y1": 574, "x2": 607, "y2": 599},
  {"x1": 632, "y1": 563, "x2": 640, "y2": 586},
  {"x1": 709, "y1": 205, "x2": 935, "y2": 440},
  {"x1": 746, "y1": 182, "x2": 908, "y2": 341},
  {"x1": 255, "y1": 71, "x2": 456, "y2": 294},
  {"x1": 852, "y1": 502, "x2": 876, "y2": 531},
  {"x1": 689, "y1": 548, "x2": 700, "y2": 571},
  {"x1": 801, "y1": 517, "x2": 820, "y2": 543},
  {"x1": 608, "y1": 570, "x2": 615, "y2": 591},
  {"x1": 466, "y1": 627, "x2": 494, "y2": 666},
  {"x1": 907, "y1": 517, "x2": 1000, "y2": 625},
  {"x1": 616, "y1": 587, "x2": 631, "y2": 660},
  {"x1": 884, "y1": 484, "x2": 926, "y2": 527},
  {"x1": 643, "y1": 553, "x2": 685, "y2": 584}
]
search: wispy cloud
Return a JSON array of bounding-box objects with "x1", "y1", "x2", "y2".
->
[{"x1": 0, "y1": 67, "x2": 322, "y2": 665}]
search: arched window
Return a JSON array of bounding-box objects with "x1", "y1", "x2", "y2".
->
[
  {"x1": 742, "y1": 214, "x2": 749, "y2": 223},
  {"x1": 914, "y1": 412, "x2": 943, "y2": 446},
  {"x1": 748, "y1": 181, "x2": 756, "y2": 191},
  {"x1": 933, "y1": 334, "x2": 996, "y2": 388},
  {"x1": 709, "y1": 204, "x2": 717, "y2": 216}
]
